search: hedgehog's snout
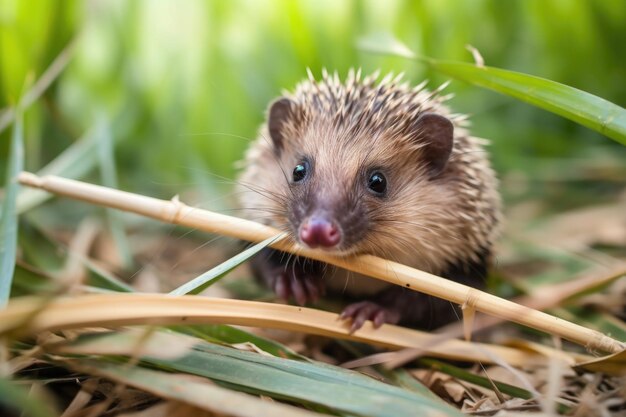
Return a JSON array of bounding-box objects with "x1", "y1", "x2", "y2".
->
[
  {"x1": 299, "y1": 215, "x2": 342, "y2": 249},
  {"x1": 290, "y1": 180, "x2": 364, "y2": 252}
]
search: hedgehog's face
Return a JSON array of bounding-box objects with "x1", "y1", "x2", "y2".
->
[
  {"x1": 267, "y1": 97, "x2": 455, "y2": 257},
  {"x1": 282, "y1": 151, "x2": 384, "y2": 254}
]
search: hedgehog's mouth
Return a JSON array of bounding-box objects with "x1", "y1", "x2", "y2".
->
[{"x1": 296, "y1": 238, "x2": 361, "y2": 257}]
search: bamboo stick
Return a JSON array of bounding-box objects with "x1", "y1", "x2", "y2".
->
[
  {"x1": 0, "y1": 293, "x2": 556, "y2": 367},
  {"x1": 17, "y1": 172, "x2": 626, "y2": 354}
]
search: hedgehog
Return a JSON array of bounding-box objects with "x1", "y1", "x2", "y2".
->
[{"x1": 237, "y1": 69, "x2": 501, "y2": 331}]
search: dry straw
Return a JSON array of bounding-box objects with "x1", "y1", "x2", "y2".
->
[
  {"x1": 16, "y1": 172, "x2": 626, "y2": 354},
  {"x1": 1, "y1": 293, "x2": 548, "y2": 367}
]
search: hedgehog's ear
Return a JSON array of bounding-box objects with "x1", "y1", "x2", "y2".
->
[
  {"x1": 268, "y1": 98, "x2": 297, "y2": 154},
  {"x1": 411, "y1": 113, "x2": 454, "y2": 178}
]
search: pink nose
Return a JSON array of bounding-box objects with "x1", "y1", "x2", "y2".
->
[{"x1": 299, "y1": 218, "x2": 341, "y2": 248}]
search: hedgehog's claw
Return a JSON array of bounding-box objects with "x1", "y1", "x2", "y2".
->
[
  {"x1": 289, "y1": 272, "x2": 307, "y2": 305},
  {"x1": 273, "y1": 272, "x2": 291, "y2": 301},
  {"x1": 340, "y1": 301, "x2": 401, "y2": 333},
  {"x1": 273, "y1": 270, "x2": 324, "y2": 306}
]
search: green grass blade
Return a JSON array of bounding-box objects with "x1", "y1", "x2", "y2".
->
[
  {"x1": 552, "y1": 307, "x2": 626, "y2": 342},
  {"x1": 171, "y1": 324, "x2": 306, "y2": 360},
  {"x1": 424, "y1": 59, "x2": 626, "y2": 145},
  {"x1": 60, "y1": 330, "x2": 463, "y2": 417},
  {"x1": 169, "y1": 233, "x2": 285, "y2": 296},
  {"x1": 96, "y1": 117, "x2": 132, "y2": 268},
  {"x1": 357, "y1": 32, "x2": 416, "y2": 59},
  {"x1": 156, "y1": 344, "x2": 459, "y2": 416},
  {"x1": 83, "y1": 255, "x2": 135, "y2": 293},
  {"x1": 10, "y1": 264, "x2": 57, "y2": 297},
  {"x1": 63, "y1": 360, "x2": 323, "y2": 417},
  {"x1": 385, "y1": 369, "x2": 442, "y2": 403},
  {"x1": 418, "y1": 358, "x2": 533, "y2": 401},
  {"x1": 0, "y1": 40, "x2": 75, "y2": 135},
  {"x1": 17, "y1": 220, "x2": 134, "y2": 293},
  {"x1": 0, "y1": 377, "x2": 57, "y2": 417},
  {"x1": 0, "y1": 112, "x2": 24, "y2": 306},
  {"x1": 359, "y1": 34, "x2": 626, "y2": 145}
]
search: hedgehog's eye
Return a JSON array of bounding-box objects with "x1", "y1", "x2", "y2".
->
[
  {"x1": 292, "y1": 161, "x2": 308, "y2": 182},
  {"x1": 367, "y1": 171, "x2": 387, "y2": 195}
]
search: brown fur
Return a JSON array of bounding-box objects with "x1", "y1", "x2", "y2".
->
[{"x1": 238, "y1": 69, "x2": 500, "y2": 284}]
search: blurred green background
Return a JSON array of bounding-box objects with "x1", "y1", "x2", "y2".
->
[{"x1": 1, "y1": 0, "x2": 625, "y2": 215}]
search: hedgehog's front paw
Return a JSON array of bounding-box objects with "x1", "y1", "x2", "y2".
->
[
  {"x1": 272, "y1": 269, "x2": 325, "y2": 306},
  {"x1": 339, "y1": 301, "x2": 401, "y2": 333}
]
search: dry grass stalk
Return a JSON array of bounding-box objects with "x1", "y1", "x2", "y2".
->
[
  {"x1": 17, "y1": 172, "x2": 626, "y2": 354},
  {"x1": 0, "y1": 293, "x2": 563, "y2": 367}
]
